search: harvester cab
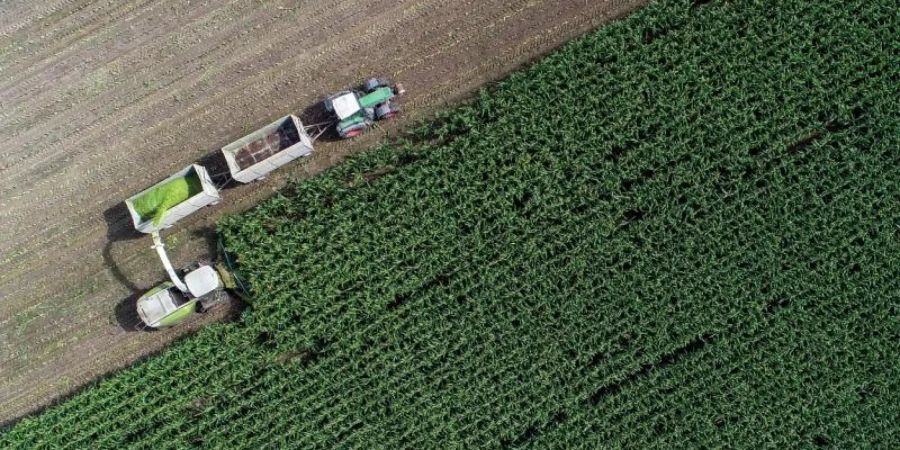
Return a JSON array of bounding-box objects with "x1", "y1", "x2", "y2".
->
[
  {"x1": 324, "y1": 78, "x2": 404, "y2": 138},
  {"x1": 135, "y1": 231, "x2": 227, "y2": 329}
]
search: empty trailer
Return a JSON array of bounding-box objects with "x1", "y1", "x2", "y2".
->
[{"x1": 221, "y1": 114, "x2": 314, "y2": 183}]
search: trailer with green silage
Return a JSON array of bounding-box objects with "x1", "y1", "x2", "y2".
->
[{"x1": 124, "y1": 164, "x2": 219, "y2": 233}]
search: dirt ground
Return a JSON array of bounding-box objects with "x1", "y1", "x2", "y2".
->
[{"x1": 0, "y1": 0, "x2": 646, "y2": 425}]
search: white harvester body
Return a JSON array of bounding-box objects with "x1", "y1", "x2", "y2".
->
[{"x1": 184, "y1": 265, "x2": 220, "y2": 298}]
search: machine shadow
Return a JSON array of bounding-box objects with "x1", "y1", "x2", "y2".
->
[
  {"x1": 190, "y1": 225, "x2": 219, "y2": 266},
  {"x1": 113, "y1": 293, "x2": 147, "y2": 332},
  {"x1": 299, "y1": 102, "x2": 341, "y2": 142},
  {"x1": 196, "y1": 150, "x2": 242, "y2": 192},
  {"x1": 102, "y1": 203, "x2": 149, "y2": 332}
]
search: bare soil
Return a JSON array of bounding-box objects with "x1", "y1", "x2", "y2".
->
[{"x1": 0, "y1": 0, "x2": 646, "y2": 424}]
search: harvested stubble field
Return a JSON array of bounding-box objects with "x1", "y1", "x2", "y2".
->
[
  {"x1": 0, "y1": 0, "x2": 644, "y2": 424},
  {"x1": 3, "y1": 0, "x2": 900, "y2": 447}
]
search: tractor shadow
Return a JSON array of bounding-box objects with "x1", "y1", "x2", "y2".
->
[{"x1": 299, "y1": 101, "x2": 342, "y2": 142}]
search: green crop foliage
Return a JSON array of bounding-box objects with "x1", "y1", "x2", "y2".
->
[{"x1": 2, "y1": 0, "x2": 898, "y2": 448}]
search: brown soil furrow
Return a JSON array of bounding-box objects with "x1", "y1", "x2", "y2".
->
[
  {"x1": 0, "y1": 0, "x2": 164, "y2": 97},
  {"x1": 0, "y1": 2, "x2": 297, "y2": 123},
  {"x1": 0, "y1": 0, "x2": 85, "y2": 36},
  {"x1": 0, "y1": 0, "x2": 415, "y2": 135},
  {"x1": 0, "y1": 1, "x2": 267, "y2": 152}
]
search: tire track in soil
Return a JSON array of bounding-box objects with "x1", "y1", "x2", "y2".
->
[
  {"x1": 0, "y1": 1, "x2": 335, "y2": 168},
  {"x1": 0, "y1": 0, "x2": 647, "y2": 425},
  {"x1": 0, "y1": 0, "x2": 163, "y2": 98},
  {"x1": 0, "y1": 0, "x2": 85, "y2": 36}
]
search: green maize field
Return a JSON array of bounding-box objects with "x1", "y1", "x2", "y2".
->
[{"x1": 2, "y1": 0, "x2": 898, "y2": 448}]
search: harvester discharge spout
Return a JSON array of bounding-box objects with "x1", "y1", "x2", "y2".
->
[{"x1": 150, "y1": 231, "x2": 189, "y2": 293}]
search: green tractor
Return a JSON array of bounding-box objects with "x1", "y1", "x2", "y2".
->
[{"x1": 324, "y1": 78, "x2": 405, "y2": 138}]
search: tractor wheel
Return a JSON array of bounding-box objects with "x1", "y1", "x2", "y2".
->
[
  {"x1": 375, "y1": 101, "x2": 400, "y2": 120},
  {"x1": 364, "y1": 78, "x2": 389, "y2": 93},
  {"x1": 338, "y1": 122, "x2": 369, "y2": 138}
]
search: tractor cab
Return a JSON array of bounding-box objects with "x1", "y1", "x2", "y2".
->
[
  {"x1": 330, "y1": 91, "x2": 363, "y2": 120},
  {"x1": 324, "y1": 78, "x2": 404, "y2": 138}
]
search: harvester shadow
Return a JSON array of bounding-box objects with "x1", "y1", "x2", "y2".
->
[
  {"x1": 102, "y1": 203, "x2": 149, "y2": 332},
  {"x1": 190, "y1": 225, "x2": 218, "y2": 267},
  {"x1": 113, "y1": 293, "x2": 146, "y2": 332}
]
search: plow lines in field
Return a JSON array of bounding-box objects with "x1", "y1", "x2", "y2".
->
[{"x1": 3, "y1": 0, "x2": 898, "y2": 448}]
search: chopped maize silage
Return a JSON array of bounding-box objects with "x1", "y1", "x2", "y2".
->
[{"x1": 132, "y1": 172, "x2": 203, "y2": 225}]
